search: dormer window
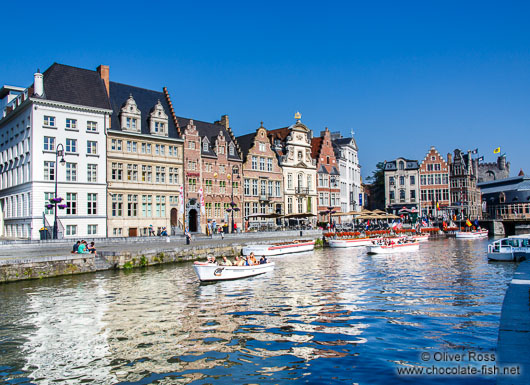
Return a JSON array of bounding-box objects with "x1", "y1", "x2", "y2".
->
[
  {"x1": 120, "y1": 95, "x2": 142, "y2": 133},
  {"x1": 149, "y1": 100, "x2": 168, "y2": 137},
  {"x1": 229, "y1": 142, "x2": 235, "y2": 156},
  {"x1": 218, "y1": 145, "x2": 225, "y2": 155},
  {"x1": 202, "y1": 139, "x2": 209, "y2": 152}
]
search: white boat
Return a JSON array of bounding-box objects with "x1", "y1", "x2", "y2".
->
[
  {"x1": 367, "y1": 241, "x2": 420, "y2": 254},
  {"x1": 242, "y1": 240, "x2": 315, "y2": 256},
  {"x1": 412, "y1": 234, "x2": 430, "y2": 242},
  {"x1": 328, "y1": 237, "x2": 381, "y2": 248},
  {"x1": 455, "y1": 229, "x2": 488, "y2": 239},
  {"x1": 487, "y1": 234, "x2": 530, "y2": 261},
  {"x1": 193, "y1": 261, "x2": 275, "y2": 281}
]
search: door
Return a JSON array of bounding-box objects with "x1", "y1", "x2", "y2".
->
[
  {"x1": 128, "y1": 227, "x2": 138, "y2": 237},
  {"x1": 189, "y1": 209, "x2": 198, "y2": 232},
  {"x1": 170, "y1": 208, "x2": 178, "y2": 227}
]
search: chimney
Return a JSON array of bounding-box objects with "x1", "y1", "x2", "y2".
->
[
  {"x1": 447, "y1": 153, "x2": 452, "y2": 164},
  {"x1": 497, "y1": 155, "x2": 506, "y2": 171},
  {"x1": 216, "y1": 114, "x2": 229, "y2": 128},
  {"x1": 97, "y1": 65, "x2": 110, "y2": 96},
  {"x1": 33, "y1": 70, "x2": 43, "y2": 97}
]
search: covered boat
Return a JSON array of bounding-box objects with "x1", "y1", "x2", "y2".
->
[
  {"x1": 367, "y1": 241, "x2": 420, "y2": 254},
  {"x1": 242, "y1": 240, "x2": 315, "y2": 256},
  {"x1": 328, "y1": 237, "x2": 381, "y2": 248},
  {"x1": 455, "y1": 229, "x2": 488, "y2": 239},
  {"x1": 487, "y1": 234, "x2": 530, "y2": 261},
  {"x1": 193, "y1": 261, "x2": 275, "y2": 282},
  {"x1": 412, "y1": 234, "x2": 430, "y2": 242}
]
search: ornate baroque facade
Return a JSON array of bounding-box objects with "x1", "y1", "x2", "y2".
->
[{"x1": 448, "y1": 149, "x2": 482, "y2": 219}]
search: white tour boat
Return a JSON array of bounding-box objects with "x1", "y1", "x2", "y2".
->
[
  {"x1": 412, "y1": 234, "x2": 430, "y2": 242},
  {"x1": 455, "y1": 229, "x2": 488, "y2": 239},
  {"x1": 328, "y1": 237, "x2": 381, "y2": 248},
  {"x1": 487, "y1": 234, "x2": 530, "y2": 261},
  {"x1": 193, "y1": 261, "x2": 275, "y2": 282},
  {"x1": 242, "y1": 240, "x2": 315, "y2": 256},
  {"x1": 367, "y1": 240, "x2": 420, "y2": 254}
]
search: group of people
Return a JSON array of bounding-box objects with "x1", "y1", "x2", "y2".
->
[
  {"x1": 148, "y1": 225, "x2": 168, "y2": 237},
  {"x1": 207, "y1": 252, "x2": 268, "y2": 266},
  {"x1": 72, "y1": 240, "x2": 97, "y2": 255}
]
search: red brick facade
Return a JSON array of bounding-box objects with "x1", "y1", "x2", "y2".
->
[{"x1": 419, "y1": 146, "x2": 450, "y2": 217}]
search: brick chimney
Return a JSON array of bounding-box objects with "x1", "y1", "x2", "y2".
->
[
  {"x1": 215, "y1": 114, "x2": 229, "y2": 128},
  {"x1": 447, "y1": 153, "x2": 452, "y2": 164},
  {"x1": 97, "y1": 65, "x2": 110, "y2": 97}
]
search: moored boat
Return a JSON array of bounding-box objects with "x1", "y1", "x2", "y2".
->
[
  {"x1": 193, "y1": 261, "x2": 275, "y2": 281},
  {"x1": 242, "y1": 240, "x2": 315, "y2": 256},
  {"x1": 412, "y1": 234, "x2": 430, "y2": 242},
  {"x1": 455, "y1": 229, "x2": 488, "y2": 239},
  {"x1": 367, "y1": 240, "x2": 420, "y2": 254},
  {"x1": 328, "y1": 237, "x2": 381, "y2": 248},
  {"x1": 487, "y1": 234, "x2": 530, "y2": 261}
]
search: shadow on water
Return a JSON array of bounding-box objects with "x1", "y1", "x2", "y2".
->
[{"x1": 0, "y1": 238, "x2": 517, "y2": 384}]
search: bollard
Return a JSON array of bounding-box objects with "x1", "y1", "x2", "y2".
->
[{"x1": 300, "y1": 230, "x2": 303, "y2": 237}]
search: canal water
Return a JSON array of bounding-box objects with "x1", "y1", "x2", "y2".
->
[{"x1": 0, "y1": 238, "x2": 516, "y2": 384}]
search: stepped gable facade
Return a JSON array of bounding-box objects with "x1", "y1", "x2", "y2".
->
[
  {"x1": 237, "y1": 123, "x2": 284, "y2": 230},
  {"x1": 311, "y1": 127, "x2": 341, "y2": 223},
  {"x1": 331, "y1": 132, "x2": 361, "y2": 213},
  {"x1": 419, "y1": 146, "x2": 450, "y2": 216},
  {"x1": 105, "y1": 74, "x2": 184, "y2": 237},
  {"x1": 181, "y1": 114, "x2": 243, "y2": 233},
  {"x1": 448, "y1": 149, "x2": 482, "y2": 219}
]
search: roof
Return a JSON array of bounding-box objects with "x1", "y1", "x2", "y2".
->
[
  {"x1": 0, "y1": 85, "x2": 24, "y2": 99},
  {"x1": 235, "y1": 131, "x2": 256, "y2": 162},
  {"x1": 385, "y1": 158, "x2": 419, "y2": 171},
  {"x1": 479, "y1": 176, "x2": 530, "y2": 194},
  {"x1": 267, "y1": 127, "x2": 290, "y2": 141},
  {"x1": 333, "y1": 136, "x2": 358, "y2": 151},
  {"x1": 109, "y1": 81, "x2": 180, "y2": 139},
  {"x1": 186, "y1": 119, "x2": 241, "y2": 161},
  {"x1": 41, "y1": 63, "x2": 111, "y2": 110},
  {"x1": 330, "y1": 166, "x2": 340, "y2": 176},
  {"x1": 311, "y1": 137, "x2": 322, "y2": 159},
  {"x1": 317, "y1": 165, "x2": 329, "y2": 174}
]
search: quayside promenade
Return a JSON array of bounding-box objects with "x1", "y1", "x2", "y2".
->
[{"x1": 0, "y1": 230, "x2": 322, "y2": 283}]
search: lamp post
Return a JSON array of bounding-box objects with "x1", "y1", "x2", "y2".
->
[
  {"x1": 53, "y1": 143, "x2": 66, "y2": 239},
  {"x1": 328, "y1": 174, "x2": 337, "y2": 226},
  {"x1": 227, "y1": 166, "x2": 240, "y2": 233}
]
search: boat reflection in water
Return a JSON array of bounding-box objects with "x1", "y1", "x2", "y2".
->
[{"x1": 0, "y1": 239, "x2": 516, "y2": 384}]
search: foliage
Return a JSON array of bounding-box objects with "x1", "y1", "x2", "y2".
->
[
  {"x1": 123, "y1": 261, "x2": 133, "y2": 269},
  {"x1": 139, "y1": 255, "x2": 148, "y2": 267},
  {"x1": 314, "y1": 238, "x2": 324, "y2": 248}
]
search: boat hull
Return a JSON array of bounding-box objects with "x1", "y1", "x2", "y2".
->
[
  {"x1": 367, "y1": 242, "x2": 420, "y2": 254},
  {"x1": 455, "y1": 230, "x2": 488, "y2": 239},
  {"x1": 242, "y1": 241, "x2": 315, "y2": 256},
  {"x1": 487, "y1": 251, "x2": 518, "y2": 261},
  {"x1": 412, "y1": 235, "x2": 430, "y2": 242},
  {"x1": 193, "y1": 262, "x2": 275, "y2": 281},
  {"x1": 328, "y1": 238, "x2": 380, "y2": 248}
]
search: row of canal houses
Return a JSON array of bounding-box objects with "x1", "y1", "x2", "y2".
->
[{"x1": 0, "y1": 63, "x2": 361, "y2": 239}]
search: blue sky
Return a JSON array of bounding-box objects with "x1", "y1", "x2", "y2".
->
[{"x1": 2, "y1": 1, "x2": 529, "y2": 178}]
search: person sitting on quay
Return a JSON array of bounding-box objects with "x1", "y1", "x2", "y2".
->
[
  {"x1": 161, "y1": 227, "x2": 168, "y2": 236},
  {"x1": 77, "y1": 240, "x2": 89, "y2": 254},
  {"x1": 72, "y1": 241, "x2": 81, "y2": 254},
  {"x1": 87, "y1": 241, "x2": 97, "y2": 256},
  {"x1": 221, "y1": 256, "x2": 232, "y2": 266},
  {"x1": 259, "y1": 256, "x2": 268, "y2": 264}
]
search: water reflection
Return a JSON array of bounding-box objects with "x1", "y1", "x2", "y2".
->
[{"x1": 0, "y1": 239, "x2": 516, "y2": 384}]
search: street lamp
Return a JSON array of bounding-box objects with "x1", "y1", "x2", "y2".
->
[
  {"x1": 328, "y1": 174, "x2": 338, "y2": 226},
  {"x1": 52, "y1": 143, "x2": 66, "y2": 239},
  {"x1": 226, "y1": 166, "x2": 240, "y2": 233}
]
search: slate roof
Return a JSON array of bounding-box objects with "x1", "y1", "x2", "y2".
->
[
  {"x1": 330, "y1": 166, "x2": 340, "y2": 176},
  {"x1": 385, "y1": 159, "x2": 419, "y2": 171},
  {"x1": 333, "y1": 137, "x2": 358, "y2": 150},
  {"x1": 41, "y1": 63, "x2": 111, "y2": 110},
  {"x1": 311, "y1": 137, "x2": 323, "y2": 159},
  {"x1": 108, "y1": 81, "x2": 180, "y2": 139},
  {"x1": 235, "y1": 132, "x2": 257, "y2": 162},
  {"x1": 183, "y1": 119, "x2": 241, "y2": 161},
  {"x1": 317, "y1": 165, "x2": 329, "y2": 174}
]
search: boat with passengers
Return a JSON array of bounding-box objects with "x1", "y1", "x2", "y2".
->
[
  {"x1": 242, "y1": 240, "x2": 315, "y2": 256},
  {"x1": 367, "y1": 237, "x2": 420, "y2": 254},
  {"x1": 487, "y1": 234, "x2": 530, "y2": 261},
  {"x1": 193, "y1": 261, "x2": 275, "y2": 281},
  {"x1": 455, "y1": 229, "x2": 488, "y2": 239}
]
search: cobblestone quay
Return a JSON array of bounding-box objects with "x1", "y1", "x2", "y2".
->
[{"x1": 0, "y1": 230, "x2": 322, "y2": 283}]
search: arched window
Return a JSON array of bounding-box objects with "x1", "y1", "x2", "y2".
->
[
  {"x1": 399, "y1": 161, "x2": 405, "y2": 170},
  {"x1": 499, "y1": 192, "x2": 506, "y2": 204}
]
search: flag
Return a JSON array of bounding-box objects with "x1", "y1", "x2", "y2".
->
[
  {"x1": 478, "y1": 156, "x2": 484, "y2": 162},
  {"x1": 471, "y1": 148, "x2": 478, "y2": 154},
  {"x1": 198, "y1": 187, "x2": 205, "y2": 214},
  {"x1": 422, "y1": 219, "x2": 427, "y2": 227},
  {"x1": 397, "y1": 221, "x2": 403, "y2": 229},
  {"x1": 494, "y1": 147, "x2": 501, "y2": 154},
  {"x1": 436, "y1": 202, "x2": 440, "y2": 210},
  {"x1": 178, "y1": 186, "x2": 184, "y2": 214},
  {"x1": 466, "y1": 219, "x2": 472, "y2": 227}
]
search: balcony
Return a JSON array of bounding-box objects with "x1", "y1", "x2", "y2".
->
[{"x1": 295, "y1": 187, "x2": 310, "y2": 195}]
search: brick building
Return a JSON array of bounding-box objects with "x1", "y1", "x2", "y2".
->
[
  {"x1": 181, "y1": 115, "x2": 243, "y2": 233},
  {"x1": 419, "y1": 146, "x2": 450, "y2": 217},
  {"x1": 237, "y1": 123, "x2": 283, "y2": 230},
  {"x1": 448, "y1": 149, "x2": 482, "y2": 220},
  {"x1": 311, "y1": 128, "x2": 341, "y2": 223}
]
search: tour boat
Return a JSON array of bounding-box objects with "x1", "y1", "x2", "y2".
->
[
  {"x1": 412, "y1": 234, "x2": 430, "y2": 242},
  {"x1": 193, "y1": 261, "x2": 275, "y2": 282},
  {"x1": 487, "y1": 234, "x2": 530, "y2": 261},
  {"x1": 367, "y1": 241, "x2": 420, "y2": 254},
  {"x1": 328, "y1": 237, "x2": 381, "y2": 248},
  {"x1": 242, "y1": 240, "x2": 315, "y2": 256},
  {"x1": 455, "y1": 229, "x2": 489, "y2": 239}
]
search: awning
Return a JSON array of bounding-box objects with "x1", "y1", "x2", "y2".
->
[{"x1": 284, "y1": 213, "x2": 316, "y2": 218}]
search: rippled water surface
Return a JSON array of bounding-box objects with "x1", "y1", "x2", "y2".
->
[{"x1": 0, "y1": 238, "x2": 516, "y2": 384}]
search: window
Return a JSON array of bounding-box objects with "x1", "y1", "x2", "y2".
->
[
  {"x1": 307, "y1": 175, "x2": 312, "y2": 190},
  {"x1": 111, "y1": 139, "x2": 122, "y2": 151},
  {"x1": 87, "y1": 193, "x2": 97, "y2": 215},
  {"x1": 298, "y1": 151, "x2": 302, "y2": 161},
  {"x1": 188, "y1": 141, "x2": 196, "y2": 149},
  {"x1": 155, "y1": 166, "x2": 165, "y2": 183},
  {"x1": 44, "y1": 116, "x2": 56, "y2": 127},
  {"x1": 389, "y1": 176, "x2": 395, "y2": 185},
  {"x1": 155, "y1": 195, "x2": 166, "y2": 217},
  {"x1": 44, "y1": 161, "x2": 55, "y2": 181},
  {"x1": 244, "y1": 179, "x2": 250, "y2": 196},
  {"x1": 169, "y1": 168, "x2": 179, "y2": 184},
  {"x1": 188, "y1": 178, "x2": 196, "y2": 192},
  {"x1": 420, "y1": 175, "x2": 426, "y2": 185},
  {"x1": 127, "y1": 164, "x2": 138, "y2": 181},
  {"x1": 87, "y1": 224, "x2": 97, "y2": 235},
  {"x1": 399, "y1": 190, "x2": 405, "y2": 202},
  {"x1": 399, "y1": 161, "x2": 404, "y2": 170},
  {"x1": 66, "y1": 162, "x2": 77, "y2": 182},
  {"x1": 87, "y1": 141, "x2": 97, "y2": 155},
  {"x1": 219, "y1": 180, "x2": 226, "y2": 194},
  {"x1": 142, "y1": 195, "x2": 152, "y2": 217},
  {"x1": 203, "y1": 139, "x2": 209, "y2": 152},
  {"x1": 205, "y1": 179, "x2": 213, "y2": 193},
  {"x1": 111, "y1": 163, "x2": 123, "y2": 181},
  {"x1": 434, "y1": 164, "x2": 441, "y2": 171},
  {"x1": 251, "y1": 156, "x2": 257, "y2": 170},
  {"x1": 410, "y1": 175, "x2": 415, "y2": 185},
  {"x1": 128, "y1": 194, "x2": 138, "y2": 216},
  {"x1": 259, "y1": 157, "x2": 265, "y2": 171},
  {"x1": 244, "y1": 202, "x2": 250, "y2": 217},
  {"x1": 218, "y1": 145, "x2": 225, "y2": 154},
  {"x1": 297, "y1": 174, "x2": 303, "y2": 189},
  {"x1": 259, "y1": 142, "x2": 266, "y2": 152},
  {"x1": 126, "y1": 141, "x2": 137, "y2": 152},
  {"x1": 113, "y1": 228, "x2": 123, "y2": 236},
  {"x1": 87, "y1": 121, "x2": 98, "y2": 132},
  {"x1": 44, "y1": 136, "x2": 55, "y2": 151},
  {"x1": 287, "y1": 173, "x2": 293, "y2": 189},
  {"x1": 267, "y1": 158, "x2": 273, "y2": 172},
  {"x1": 410, "y1": 190, "x2": 416, "y2": 201},
  {"x1": 87, "y1": 164, "x2": 97, "y2": 182},
  {"x1": 142, "y1": 165, "x2": 152, "y2": 182},
  {"x1": 44, "y1": 192, "x2": 54, "y2": 214},
  {"x1": 126, "y1": 117, "x2": 137, "y2": 130},
  {"x1": 390, "y1": 190, "x2": 395, "y2": 201},
  {"x1": 66, "y1": 138, "x2": 77, "y2": 153},
  {"x1": 154, "y1": 122, "x2": 164, "y2": 133},
  {"x1": 229, "y1": 143, "x2": 235, "y2": 156},
  {"x1": 399, "y1": 176, "x2": 405, "y2": 185},
  {"x1": 297, "y1": 198, "x2": 303, "y2": 213},
  {"x1": 112, "y1": 194, "x2": 123, "y2": 217},
  {"x1": 275, "y1": 181, "x2": 281, "y2": 197},
  {"x1": 268, "y1": 181, "x2": 273, "y2": 196},
  {"x1": 66, "y1": 193, "x2": 77, "y2": 214},
  {"x1": 141, "y1": 143, "x2": 152, "y2": 154},
  {"x1": 66, "y1": 119, "x2": 77, "y2": 129},
  {"x1": 66, "y1": 225, "x2": 77, "y2": 236},
  {"x1": 252, "y1": 179, "x2": 258, "y2": 196},
  {"x1": 260, "y1": 180, "x2": 266, "y2": 195}
]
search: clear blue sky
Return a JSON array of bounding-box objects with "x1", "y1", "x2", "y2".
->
[{"x1": 2, "y1": 1, "x2": 529, "y2": 178}]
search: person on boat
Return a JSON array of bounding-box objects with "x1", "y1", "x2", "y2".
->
[
  {"x1": 221, "y1": 256, "x2": 232, "y2": 266},
  {"x1": 207, "y1": 256, "x2": 217, "y2": 264},
  {"x1": 259, "y1": 256, "x2": 268, "y2": 264},
  {"x1": 249, "y1": 252, "x2": 257, "y2": 265},
  {"x1": 234, "y1": 255, "x2": 245, "y2": 266}
]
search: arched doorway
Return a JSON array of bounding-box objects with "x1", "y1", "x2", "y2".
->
[
  {"x1": 189, "y1": 209, "x2": 198, "y2": 232},
  {"x1": 170, "y1": 208, "x2": 178, "y2": 227}
]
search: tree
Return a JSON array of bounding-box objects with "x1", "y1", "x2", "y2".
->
[{"x1": 365, "y1": 162, "x2": 386, "y2": 210}]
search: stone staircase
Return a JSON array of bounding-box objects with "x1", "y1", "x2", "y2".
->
[{"x1": 94, "y1": 255, "x2": 114, "y2": 271}]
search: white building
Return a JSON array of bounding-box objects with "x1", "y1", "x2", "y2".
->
[
  {"x1": 384, "y1": 158, "x2": 420, "y2": 214},
  {"x1": 332, "y1": 133, "x2": 361, "y2": 212},
  {"x1": 268, "y1": 114, "x2": 317, "y2": 217},
  {"x1": 0, "y1": 64, "x2": 112, "y2": 239}
]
